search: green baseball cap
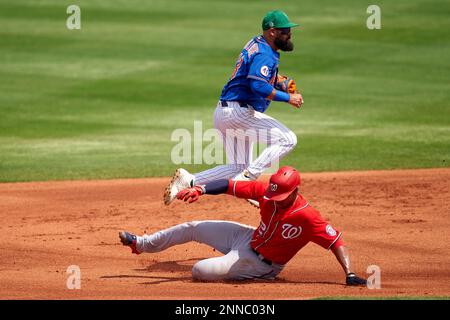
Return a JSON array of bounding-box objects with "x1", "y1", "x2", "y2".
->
[{"x1": 262, "y1": 10, "x2": 299, "y2": 30}]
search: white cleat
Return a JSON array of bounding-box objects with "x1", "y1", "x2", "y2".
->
[
  {"x1": 232, "y1": 170, "x2": 260, "y2": 209},
  {"x1": 164, "y1": 168, "x2": 194, "y2": 205}
]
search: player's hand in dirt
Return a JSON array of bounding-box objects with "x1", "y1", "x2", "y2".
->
[
  {"x1": 176, "y1": 186, "x2": 204, "y2": 203},
  {"x1": 345, "y1": 273, "x2": 367, "y2": 286},
  {"x1": 288, "y1": 93, "x2": 304, "y2": 108}
]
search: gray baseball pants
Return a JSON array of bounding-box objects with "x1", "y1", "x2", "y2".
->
[{"x1": 135, "y1": 220, "x2": 284, "y2": 281}]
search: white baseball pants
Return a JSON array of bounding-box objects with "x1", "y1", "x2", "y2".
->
[
  {"x1": 136, "y1": 220, "x2": 284, "y2": 281},
  {"x1": 194, "y1": 101, "x2": 297, "y2": 184}
]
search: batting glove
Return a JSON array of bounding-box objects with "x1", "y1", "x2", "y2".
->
[
  {"x1": 176, "y1": 186, "x2": 205, "y2": 203},
  {"x1": 346, "y1": 273, "x2": 367, "y2": 286}
]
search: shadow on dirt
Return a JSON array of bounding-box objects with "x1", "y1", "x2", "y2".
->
[
  {"x1": 100, "y1": 274, "x2": 192, "y2": 285},
  {"x1": 101, "y1": 258, "x2": 200, "y2": 284},
  {"x1": 224, "y1": 278, "x2": 344, "y2": 286},
  {"x1": 135, "y1": 257, "x2": 204, "y2": 272},
  {"x1": 101, "y1": 274, "x2": 343, "y2": 286},
  {"x1": 102, "y1": 258, "x2": 344, "y2": 286}
]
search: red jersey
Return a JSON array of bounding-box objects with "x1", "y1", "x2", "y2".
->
[{"x1": 227, "y1": 180, "x2": 343, "y2": 265}]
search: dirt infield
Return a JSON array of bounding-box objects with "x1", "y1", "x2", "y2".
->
[{"x1": 0, "y1": 168, "x2": 449, "y2": 299}]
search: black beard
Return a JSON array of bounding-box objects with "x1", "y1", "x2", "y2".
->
[{"x1": 274, "y1": 38, "x2": 294, "y2": 51}]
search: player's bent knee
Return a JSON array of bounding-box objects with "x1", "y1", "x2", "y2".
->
[
  {"x1": 185, "y1": 221, "x2": 201, "y2": 228},
  {"x1": 191, "y1": 263, "x2": 206, "y2": 280},
  {"x1": 282, "y1": 131, "x2": 297, "y2": 150},
  {"x1": 192, "y1": 262, "x2": 216, "y2": 281},
  {"x1": 192, "y1": 260, "x2": 228, "y2": 282},
  {"x1": 289, "y1": 131, "x2": 298, "y2": 146}
]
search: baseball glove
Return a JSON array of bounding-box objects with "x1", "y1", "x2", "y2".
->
[{"x1": 275, "y1": 74, "x2": 297, "y2": 94}]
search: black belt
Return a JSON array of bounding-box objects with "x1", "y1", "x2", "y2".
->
[
  {"x1": 251, "y1": 247, "x2": 273, "y2": 265},
  {"x1": 220, "y1": 100, "x2": 249, "y2": 108}
]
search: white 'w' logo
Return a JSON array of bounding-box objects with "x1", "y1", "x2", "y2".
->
[{"x1": 281, "y1": 223, "x2": 302, "y2": 239}]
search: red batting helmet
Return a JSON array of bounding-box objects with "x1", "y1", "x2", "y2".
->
[{"x1": 263, "y1": 166, "x2": 301, "y2": 201}]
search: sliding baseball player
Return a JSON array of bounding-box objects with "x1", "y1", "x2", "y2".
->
[{"x1": 121, "y1": 166, "x2": 367, "y2": 286}]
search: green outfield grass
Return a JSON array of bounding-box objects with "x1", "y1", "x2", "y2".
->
[{"x1": 0, "y1": 0, "x2": 449, "y2": 182}]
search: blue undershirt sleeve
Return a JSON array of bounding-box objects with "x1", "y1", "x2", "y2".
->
[
  {"x1": 203, "y1": 179, "x2": 229, "y2": 195},
  {"x1": 274, "y1": 89, "x2": 290, "y2": 102},
  {"x1": 249, "y1": 80, "x2": 290, "y2": 102}
]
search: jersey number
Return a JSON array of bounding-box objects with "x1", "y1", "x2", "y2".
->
[{"x1": 230, "y1": 55, "x2": 244, "y2": 80}]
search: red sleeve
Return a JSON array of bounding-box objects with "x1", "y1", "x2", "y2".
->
[
  {"x1": 309, "y1": 212, "x2": 343, "y2": 250},
  {"x1": 226, "y1": 180, "x2": 267, "y2": 201},
  {"x1": 330, "y1": 236, "x2": 344, "y2": 249}
]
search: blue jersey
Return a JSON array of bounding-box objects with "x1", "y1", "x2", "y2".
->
[{"x1": 220, "y1": 36, "x2": 280, "y2": 113}]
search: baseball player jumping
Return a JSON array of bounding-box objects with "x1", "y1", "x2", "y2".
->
[
  {"x1": 164, "y1": 10, "x2": 304, "y2": 208},
  {"x1": 121, "y1": 166, "x2": 367, "y2": 286}
]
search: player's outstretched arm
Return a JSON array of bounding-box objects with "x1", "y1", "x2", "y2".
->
[
  {"x1": 331, "y1": 244, "x2": 367, "y2": 286},
  {"x1": 176, "y1": 179, "x2": 263, "y2": 204},
  {"x1": 176, "y1": 179, "x2": 229, "y2": 203}
]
